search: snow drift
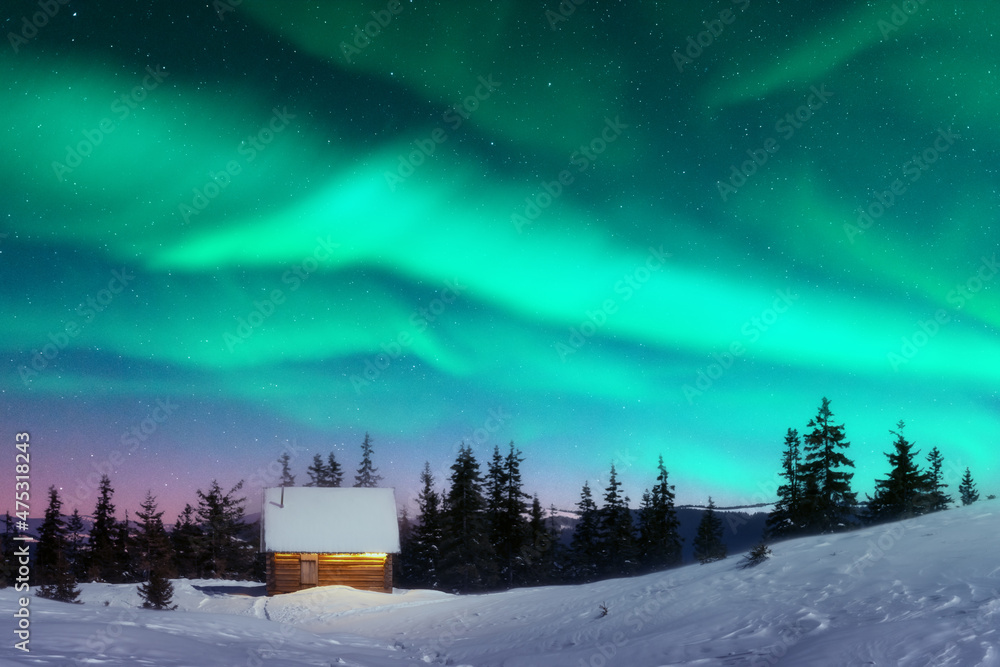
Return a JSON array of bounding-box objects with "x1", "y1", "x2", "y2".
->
[{"x1": 2, "y1": 503, "x2": 997, "y2": 666}]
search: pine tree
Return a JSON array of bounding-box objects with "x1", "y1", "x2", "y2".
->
[
  {"x1": 0, "y1": 515, "x2": 14, "y2": 587},
  {"x1": 114, "y1": 511, "x2": 134, "y2": 583},
  {"x1": 484, "y1": 445, "x2": 507, "y2": 554},
  {"x1": 403, "y1": 462, "x2": 443, "y2": 588},
  {"x1": 635, "y1": 456, "x2": 682, "y2": 571},
  {"x1": 958, "y1": 468, "x2": 980, "y2": 506},
  {"x1": 327, "y1": 452, "x2": 344, "y2": 487},
  {"x1": 521, "y1": 495, "x2": 555, "y2": 586},
  {"x1": 476, "y1": 441, "x2": 533, "y2": 587},
  {"x1": 35, "y1": 487, "x2": 80, "y2": 603},
  {"x1": 87, "y1": 474, "x2": 118, "y2": 582},
  {"x1": 438, "y1": 445, "x2": 497, "y2": 592},
  {"x1": 545, "y1": 504, "x2": 565, "y2": 583},
  {"x1": 1, "y1": 513, "x2": 17, "y2": 587},
  {"x1": 65, "y1": 509, "x2": 87, "y2": 581},
  {"x1": 171, "y1": 504, "x2": 203, "y2": 578},
  {"x1": 766, "y1": 429, "x2": 804, "y2": 539},
  {"x1": 865, "y1": 421, "x2": 932, "y2": 523},
  {"x1": 305, "y1": 454, "x2": 327, "y2": 486},
  {"x1": 799, "y1": 398, "x2": 857, "y2": 533},
  {"x1": 195, "y1": 480, "x2": 251, "y2": 578},
  {"x1": 136, "y1": 492, "x2": 175, "y2": 609},
  {"x1": 693, "y1": 497, "x2": 727, "y2": 563},
  {"x1": 277, "y1": 452, "x2": 295, "y2": 487},
  {"x1": 354, "y1": 433, "x2": 383, "y2": 488},
  {"x1": 596, "y1": 464, "x2": 636, "y2": 577},
  {"x1": 569, "y1": 482, "x2": 600, "y2": 582},
  {"x1": 135, "y1": 493, "x2": 174, "y2": 580},
  {"x1": 924, "y1": 447, "x2": 953, "y2": 512}
]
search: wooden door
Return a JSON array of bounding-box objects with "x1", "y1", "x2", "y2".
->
[{"x1": 300, "y1": 553, "x2": 318, "y2": 586}]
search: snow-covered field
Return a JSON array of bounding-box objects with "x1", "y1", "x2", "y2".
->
[{"x1": 3, "y1": 504, "x2": 998, "y2": 666}]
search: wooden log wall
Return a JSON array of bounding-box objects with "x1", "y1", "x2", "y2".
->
[{"x1": 266, "y1": 553, "x2": 391, "y2": 595}]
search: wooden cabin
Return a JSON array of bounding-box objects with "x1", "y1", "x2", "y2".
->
[{"x1": 260, "y1": 487, "x2": 400, "y2": 595}]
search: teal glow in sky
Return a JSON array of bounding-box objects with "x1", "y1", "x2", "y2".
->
[{"x1": 2, "y1": 0, "x2": 997, "y2": 520}]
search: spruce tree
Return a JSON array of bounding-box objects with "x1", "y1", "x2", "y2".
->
[
  {"x1": 635, "y1": 456, "x2": 682, "y2": 571},
  {"x1": 569, "y1": 482, "x2": 600, "y2": 582},
  {"x1": 865, "y1": 421, "x2": 932, "y2": 523},
  {"x1": 171, "y1": 504, "x2": 203, "y2": 578},
  {"x1": 924, "y1": 447, "x2": 952, "y2": 512},
  {"x1": 958, "y1": 468, "x2": 980, "y2": 505},
  {"x1": 277, "y1": 452, "x2": 295, "y2": 487},
  {"x1": 35, "y1": 487, "x2": 80, "y2": 603},
  {"x1": 114, "y1": 511, "x2": 134, "y2": 583},
  {"x1": 499, "y1": 442, "x2": 529, "y2": 587},
  {"x1": 439, "y1": 445, "x2": 497, "y2": 592},
  {"x1": 305, "y1": 452, "x2": 344, "y2": 487},
  {"x1": 484, "y1": 445, "x2": 507, "y2": 557},
  {"x1": 546, "y1": 504, "x2": 564, "y2": 583},
  {"x1": 521, "y1": 495, "x2": 555, "y2": 586},
  {"x1": 87, "y1": 474, "x2": 118, "y2": 582},
  {"x1": 1, "y1": 513, "x2": 16, "y2": 587},
  {"x1": 404, "y1": 462, "x2": 443, "y2": 589},
  {"x1": 136, "y1": 492, "x2": 175, "y2": 609},
  {"x1": 195, "y1": 480, "x2": 251, "y2": 578},
  {"x1": 766, "y1": 428, "x2": 804, "y2": 539},
  {"x1": 305, "y1": 454, "x2": 327, "y2": 486},
  {"x1": 354, "y1": 433, "x2": 383, "y2": 488},
  {"x1": 693, "y1": 497, "x2": 727, "y2": 563},
  {"x1": 597, "y1": 464, "x2": 636, "y2": 577},
  {"x1": 799, "y1": 398, "x2": 857, "y2": 533},
  {"x1": 65, "y1": 509, "x2": 87, "y2": 581},
  {"x1": 327, "y1": 452, "x2": 344, "y2": 487}
]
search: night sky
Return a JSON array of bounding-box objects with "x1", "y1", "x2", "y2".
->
[{"x1": 3, "y1": 1, "x2": 997, "y2": 522}]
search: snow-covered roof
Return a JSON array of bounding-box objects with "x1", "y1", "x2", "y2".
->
[{"x1": 260, "y1": 487, "x2": 400, "y2": 554}]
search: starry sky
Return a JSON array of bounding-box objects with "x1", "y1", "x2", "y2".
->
[{"x1": 3, "y1": 1, "x2": 997, "y2": 522}]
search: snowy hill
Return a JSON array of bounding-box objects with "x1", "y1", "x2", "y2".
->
[{"x1": 2, "y1": 504, "x2": 997, "y2": 666}]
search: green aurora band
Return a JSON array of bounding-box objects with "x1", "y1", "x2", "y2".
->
[{"x1": 2, "y1": 0, "x2": 997, "y2": 515}]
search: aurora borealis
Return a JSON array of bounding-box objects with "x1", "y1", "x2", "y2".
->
[{"x1": 2, "y1": 1, "x2": 997, "y2": 521}]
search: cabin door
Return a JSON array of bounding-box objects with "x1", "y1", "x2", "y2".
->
[{"x1": 300, "y1": 553, "x2": 318, "y2": 586}]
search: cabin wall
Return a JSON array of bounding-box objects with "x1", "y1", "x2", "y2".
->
[{"x1": 266, "y1": 552, "x2": 392, "y2": 595}]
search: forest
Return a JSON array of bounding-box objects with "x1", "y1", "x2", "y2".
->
[{"x1": 2, "y1": 398, "x2": 988, "y2": 610}]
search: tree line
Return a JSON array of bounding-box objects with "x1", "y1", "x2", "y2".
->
[
  {"x1": 764, "y1": 397, "x2": 985, "y2": 541},
  {"x1": 2, "y1": 407, "x2": 989, "y2": 604}
]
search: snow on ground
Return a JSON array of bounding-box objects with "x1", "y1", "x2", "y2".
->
[{"x1": 2, "y1": 504, "x2": 998, "y2": 666}]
